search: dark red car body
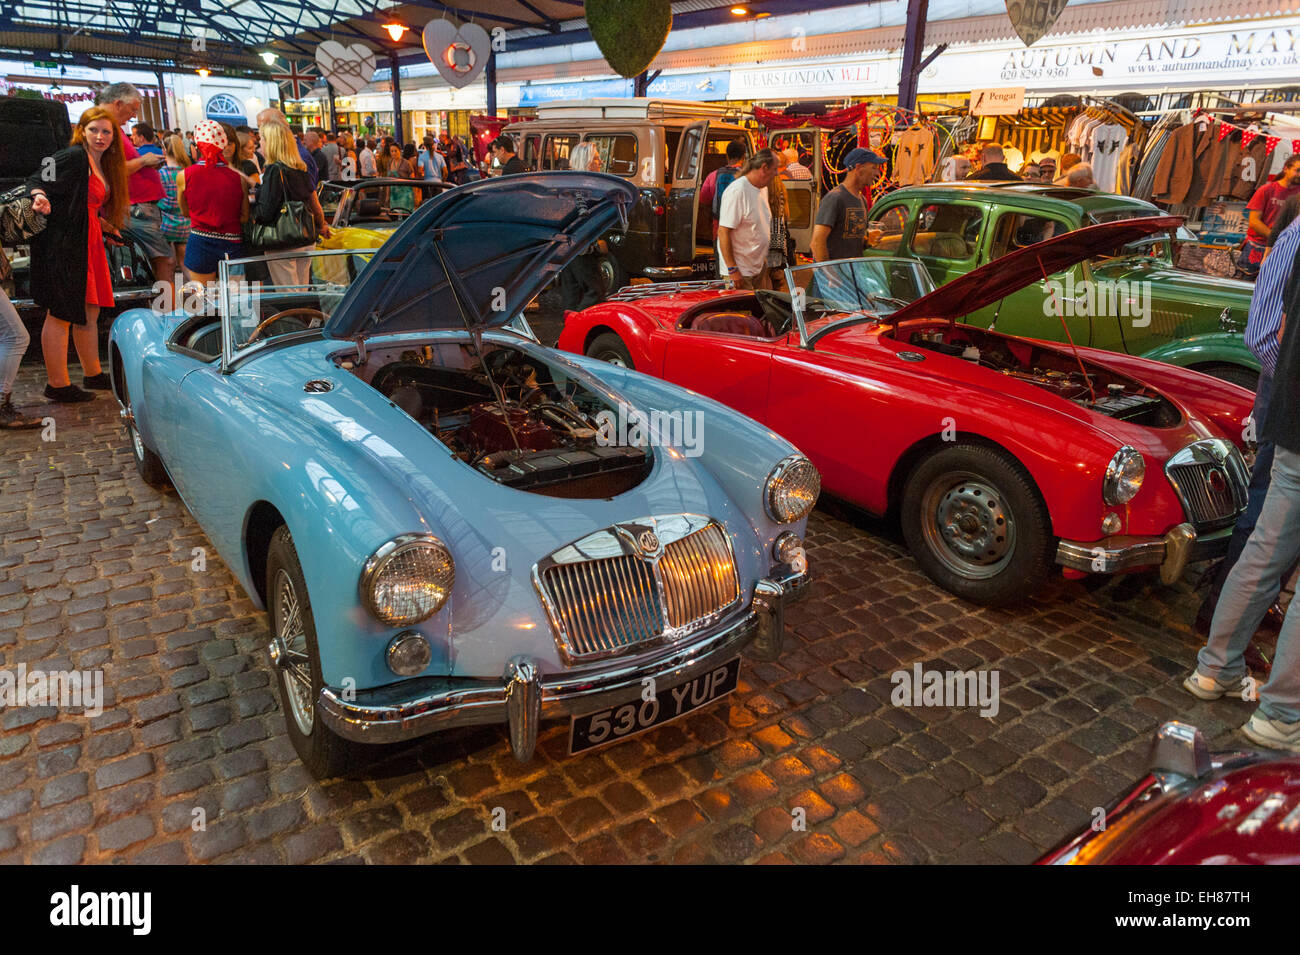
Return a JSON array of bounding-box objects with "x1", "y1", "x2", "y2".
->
[
  {"x1": 558, "y1": 218, "x2": 1256, "y2": 604},
  {"x1": 1040, "y1": 722, "x2": 1300, "y2": 864}
]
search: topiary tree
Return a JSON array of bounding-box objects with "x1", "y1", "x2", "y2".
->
[{"x1": 585, "y1": 0, "x2": 672, "y2": 79}]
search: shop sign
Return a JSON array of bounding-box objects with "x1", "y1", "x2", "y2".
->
[
  {"x1": 645, "y1": 70, "x2": 730, "y2": 101},
  {"x1": 921, "y1": 21, "x2": 1300, "y2": 92},
  {"x1": 728, "y1": 58, "x2": 888, "y2": 99},
  {"x1": 518, "y1": 77, "x2": 630, "y2": 105},
  {"x1": 970, "y1": 87, "x2": 1025, "y2": 115}
]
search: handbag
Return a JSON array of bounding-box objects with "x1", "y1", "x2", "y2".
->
[
  {"x1": 0, "y1": 185, "x2": 47, "y2": 245},
  {"x1": 248, "y1": 166, "x2": 315, "y2": 252}
]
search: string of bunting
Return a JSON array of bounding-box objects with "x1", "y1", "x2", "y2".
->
[{"x1": 1197, "y1": 109, "x2": 1298, "y2": 154}]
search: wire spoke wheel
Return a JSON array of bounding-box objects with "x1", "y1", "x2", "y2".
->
[{"x1": 274, "y1": 568, "x2": 315, "y2": 736}]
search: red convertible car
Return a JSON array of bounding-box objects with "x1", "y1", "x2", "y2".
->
[
  {"x1": 1040, "y1": 721, "x2": 1300, "y2": 865},
  {"x1": 558, "y1": 217, "x2": 1254, "y2": 605}
]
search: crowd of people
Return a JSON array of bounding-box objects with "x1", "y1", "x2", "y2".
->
[{"x1": 0, "y1": 81, "x2": 501, "y2": 426}]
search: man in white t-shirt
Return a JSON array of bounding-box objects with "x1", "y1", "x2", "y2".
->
[{"x1": 718, "y1": 148, "x2": 779, "y2": 290}]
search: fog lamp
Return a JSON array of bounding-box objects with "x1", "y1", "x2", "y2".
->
[
  {"x1": 1101, "y1": 512, "x2": 1122, "y2": 535},
  {"x1": 387, "y1": 631, "x2": 432, "y2": 677}
]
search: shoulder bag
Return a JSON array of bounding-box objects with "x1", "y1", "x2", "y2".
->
[{"x1": 248, "y1": 165, "x2": 315, "y2": 252}]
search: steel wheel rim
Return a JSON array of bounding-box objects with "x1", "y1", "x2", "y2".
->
[
  {"x1": 597, "y1": 257, "x2": 616, "y2": 290},
  {"x1": 596, "y1": 349, "x2": 627, "y2": 368},
  {"x1": 274, "y1": 568, "x2": 315, "y2": 736},
  {"x1": 920, "y1": 470, "x2": 1016, "y2": 580}
]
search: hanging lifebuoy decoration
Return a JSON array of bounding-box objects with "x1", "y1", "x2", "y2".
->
[
  {"x1": 422, "y1": 19, "x2": 491, "y2": 88},
  {"x1": 585, "y1": 0, "x2": 672, "y2": 79}
]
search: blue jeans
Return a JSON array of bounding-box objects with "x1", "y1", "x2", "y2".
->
[
  {"x1": 1198, "y1": 445, "x2": 1300, "y2": 723},
  {"x1": 0, "y1": 286, "x2": 31, "y2": 395},
  {"x1": 1198, "y1": 376, "x2": 1279, "y2": 624}
]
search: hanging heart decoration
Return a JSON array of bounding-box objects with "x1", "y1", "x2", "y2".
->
[
  {"x1": 422, "y1": 19, "x2": 492, "y2": 88},
  {"x1": 1264, "y1": 135, "x2": 1280, "y2": 154},
  {"x1": 314, "y1": 41, "x2": 376, "y2": 96},
  {"x1": 586, "y1": 0, "x2": 672, "y2": 78},
  {"x1": 1004, "y1": 0, "x2": 1070, "y2": 47},
  {"x1": 1241, "y1": 128, "x2": 1258, "y2": 148}
]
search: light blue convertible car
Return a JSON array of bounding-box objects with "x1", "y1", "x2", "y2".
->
[{"x1": 109, "y1": 172, "x2": 818, "y2": 777}]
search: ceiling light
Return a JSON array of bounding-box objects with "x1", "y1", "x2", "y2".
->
[
  {"x1": 197, "y1": 68, "x2": 210, "y2": 77},
  {"x1": 382, "y1": 21, "x2": 409, "y2": 42},
  {"x1": 731, "y1": 5, "x2": 748, "y2": 14},
  {"x1": 260, "y1": 51, "x2": 276, "y2": 65}
]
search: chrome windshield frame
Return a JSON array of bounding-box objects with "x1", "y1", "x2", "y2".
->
[
  {"x1": 217, "y1": 247, "x2": 379, "y2": 374},
  {"x1": 784, "y1": 256, "x2": 935, "y2": 349}
]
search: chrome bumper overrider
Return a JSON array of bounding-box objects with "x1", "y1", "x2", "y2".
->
[
  {"x1": 1055, "y1": 522, "x2": 1233, "y2": 584},
  {"x1": 317, "y1": 569, "x2": 809, "y2": 760}
]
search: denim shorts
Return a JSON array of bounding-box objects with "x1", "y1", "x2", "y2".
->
[
  {"x1": 184, "y1": 232, "x2": 243, "y2": 274},
  {"x1": 125, "y1": 202, "x2": 174, "y2": 261}
]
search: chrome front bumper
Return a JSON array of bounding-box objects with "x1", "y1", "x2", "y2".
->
[
  {"x1": 1055, "y1": 522, "x2": 1233, "y2": 585},
  {"x1": 317, "y1": 569, "x2": 808, "y2": 760}
]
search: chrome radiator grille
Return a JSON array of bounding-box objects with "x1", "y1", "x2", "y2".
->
[
  {"x1": 536, "y1": 517, "x2": 740, "y2": 663},
  {"x1": 1165, "y1": 439, "x2": 1249, "y2": 531}
]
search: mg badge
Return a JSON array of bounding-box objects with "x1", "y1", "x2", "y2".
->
[
  {"x1": 637, "y1": 530, "x2": 660, "y2": 556},
  {"x1": 1206, "y1": 467, "x2": 1228, "y2": 494}
]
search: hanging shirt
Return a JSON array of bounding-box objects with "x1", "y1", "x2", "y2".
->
[
  {"x1": 894, "y1": 127, "x2": 936, "y2": 186},
  {"x1": 1089, "y1": 124, "x2": 1128, "y2": 192}
]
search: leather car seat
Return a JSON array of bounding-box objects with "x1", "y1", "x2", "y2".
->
[
  {"x1": 691, "y1": 312, "x2": 770, "y2": 337},
  {"x1": 357, "y1": 197, "x2": 383, "y2": 218}
]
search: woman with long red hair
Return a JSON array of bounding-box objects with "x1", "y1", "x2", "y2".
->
[{"x1": 26, "y1": 106, "x2": 129, "y2": 402}]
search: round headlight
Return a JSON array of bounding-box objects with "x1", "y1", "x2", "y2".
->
[
  {"x1": 361, "y1": 534, "x2": 454, "y2": 626},
  {"x1": 1103, "y1": 446, "x2": 1145, "y2": 504},
  {"x1": 765, "y1": 454, "x2": 821, "y2": 523}
]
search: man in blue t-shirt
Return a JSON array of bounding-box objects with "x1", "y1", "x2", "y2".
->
[{"x1": 418, "y1": 136, "x2": 446, "y2": 182}]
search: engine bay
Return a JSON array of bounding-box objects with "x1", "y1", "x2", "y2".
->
[
  {"x1": 901, "y1": 324, "x2": 1181, "y2": 427},
  {"x1": 338, "y1": 340, "x2": 651, "y2": 498}
]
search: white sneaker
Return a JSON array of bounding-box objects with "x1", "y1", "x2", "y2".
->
[
  {"x1": 1182, "y1": 670, "x2": 1249, "y2": 701},
  {"x1": 1242, "y1": 713, "x2": 1300, "y2": 753}
]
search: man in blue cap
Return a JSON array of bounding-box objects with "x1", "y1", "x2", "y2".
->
[{"x1": 812, "y1": 147, "x2": 887, "y2": 262}]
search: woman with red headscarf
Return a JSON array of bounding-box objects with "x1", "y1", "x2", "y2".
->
[
  {"x1": 25, "y1": 106, "x2": 129, "y2": 402},
  {"x1": 176, "y1": 119, "x2": 248, "y2": 283}
]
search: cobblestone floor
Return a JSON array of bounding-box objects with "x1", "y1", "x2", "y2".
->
[{"x1": 0, "y1": 361, "x2": 1278, "y2": 865}]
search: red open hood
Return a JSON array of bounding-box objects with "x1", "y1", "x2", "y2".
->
[{"x1": 888, "y1": 215, "x2": 1183, "y2": 325}]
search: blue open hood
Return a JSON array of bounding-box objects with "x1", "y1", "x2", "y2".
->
[{"x1": 323, "y1": 172, "x2": 637, "y2": 340}]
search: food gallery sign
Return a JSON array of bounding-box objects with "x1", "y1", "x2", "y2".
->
[
  {"x1": 922, "y1": 21, "x2": 1300, "y2": 91},
  {"x1": 729, "y1": 58, "x2": 888, "y2": 98}
]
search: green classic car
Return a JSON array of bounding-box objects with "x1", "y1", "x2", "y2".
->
[{"x1": 865, "y1": 183, "x2": 1258, "y2": 389}]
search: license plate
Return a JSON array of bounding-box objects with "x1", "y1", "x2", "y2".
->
[{"x1": 569, "y1": 657, "x2": 741, "y2": 755}]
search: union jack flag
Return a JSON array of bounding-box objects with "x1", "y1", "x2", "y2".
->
[{"x1": 271, "y1": 60, "x2": 319, "y2": 100}]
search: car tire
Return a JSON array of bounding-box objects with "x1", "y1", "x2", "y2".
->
[
  {"x1": 266, "y1": 525, "x2": 359, "y2": 779},
  {"x1": 1195, "y1": 363, "x2": 1258, "y2": 392},
  {"x1": 596, "y1": 252, "x2": 628, "y2": 296},
  {"x1": 120, "y1": 376, "x2": 169, "y2": 488},
  {"x1": 587, "y1": 332, "x2": 635, "y2": 369},
  {"x1": 901, "y1": 444, "x2": 1053, "y2": 606}
]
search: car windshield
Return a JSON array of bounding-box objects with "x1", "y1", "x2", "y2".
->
[
  {"x1": 1084, "y1": 207, "x2": 1177, "y2": 262},
  {"x1": 787, "y1": 258, "x2": 935, "y2": 342},
  {"x1": 218, "y1": 249, "x2": 375, "y2": 363}
]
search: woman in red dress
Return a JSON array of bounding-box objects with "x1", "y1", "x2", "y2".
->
[{"x1": 26, "y1": 106, "x2": 129, "y2": 402}]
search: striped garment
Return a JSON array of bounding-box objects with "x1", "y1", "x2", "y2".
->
[
  {"x1": 1246, "y1": 216, "x2": 1300, "y2": 379},
  {"x1": 159, "y1": 164, "x2": 190, "y2": 242}
]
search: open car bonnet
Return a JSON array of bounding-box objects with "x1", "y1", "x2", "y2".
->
[
  {"x1": 323, "y1": 172, "x2": 637, "y2": 340},
  {"x1": 887, "y1": 215, "x2": 1183, "y2": 325}
]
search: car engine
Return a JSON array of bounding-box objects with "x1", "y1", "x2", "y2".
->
[
  {"x1": 362, "y1": 344, "x2": 651, "y2": 497},
  {"x1": 907, "y1": 326, "x2": 1181, "y2": 427}
]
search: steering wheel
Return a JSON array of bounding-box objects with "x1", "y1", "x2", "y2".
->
[{"x1": 243, "y1": 307, "x2": 328, "y2": 347}]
